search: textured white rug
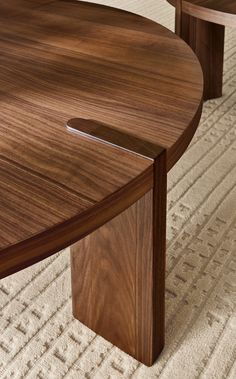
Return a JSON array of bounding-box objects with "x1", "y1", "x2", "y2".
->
[{"x1": 1, "y1": 1, "x2": 236, "y2": 378}]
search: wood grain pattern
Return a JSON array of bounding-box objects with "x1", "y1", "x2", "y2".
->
[
  {"x1": 175, "y1": 0, "x2": 183, "y2": 36},
  {"x1": 0, "y1": 0, "x2": 203, "y2": 277},
  {"x1": 181, "y1": 14, "x2": 225, "y2": 100},
  {"x1": 71, "y1": 151, "x2": 167, "y2": 365},
  {"x1": 67, "y1": 118, "x2": 164, "y2": 159},
  {"x1": 71, "y1": 196, "x2": 139, "y2": 358},
  {"x1": 168, "y1": 0, "x2": 236, "y2": 27},
  {"x1": 168, "y1": 0, "x2": 230, "y2": 99},
  {"x1": 0, "y1": 1, "x2": 204, "y2": 365},
  {"x1": 0, "y1": 165, "x2": 153, "y2": 279},
  {"x1": 135, "y1": 150, "x2": 167, "y2": 364}
]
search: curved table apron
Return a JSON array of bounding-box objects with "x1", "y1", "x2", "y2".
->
[
  {"x1": 168, "y1": 0, "x2": 236, "y2": 100},
  {"x1": 0, "y1": 0, "x2": 203, "y2": 366}
]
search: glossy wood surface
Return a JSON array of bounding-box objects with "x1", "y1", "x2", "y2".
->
[
  {"x1": 67, "y1": 118, "x2": 164, "y2": 159},
  {"x1": 181, "y1": 13, "x2": 225, "y2": 100},
  {"x1": 71, "y1": 149, "x2": 167, "y2": 366},
  {"x1": 175, "y1": 0, "x2": 183, "y2": 36},
  {"x1": 170, "y1": 0, "x2": 229, "y2": 100},
  {"x1": 0, "y1": 0, "x2": 203, "y2": 278},
  {"x1": 168, "y1": 0, "x2": 236, "y2": 27},
  {"x1": 71, "y1": 191, "x2": 155, "y2": 363}
]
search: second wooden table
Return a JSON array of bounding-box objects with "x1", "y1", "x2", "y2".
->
[{"x1": 168, "y1": 0, "x2": 236, "y2": 100}]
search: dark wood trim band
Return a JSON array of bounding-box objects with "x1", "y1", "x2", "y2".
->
[{"x1": 175, "y1": 0, "x2": 183, "y2": 36}]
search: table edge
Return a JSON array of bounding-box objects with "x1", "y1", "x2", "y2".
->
[
  {"x1": 167, "y1": 0, "x2": 236, "y2": 27},
  {"x1": 0, "y1": 163, "x2": 154, "y2": 278}
]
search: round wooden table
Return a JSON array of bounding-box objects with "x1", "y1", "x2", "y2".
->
[
  {"x1": 0, "y1": 0, "x2": 203, "y2": 366},
  {"x1": 168, "y1": 0, "x2": 236, "y2": 100}
]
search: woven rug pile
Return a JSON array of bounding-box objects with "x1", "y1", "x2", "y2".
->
[{"x1": 0, "y1": 1, "x2": 236, "y2": 378}]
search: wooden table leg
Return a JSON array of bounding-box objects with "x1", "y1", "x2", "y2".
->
[
  {"x1": 179, "y1": 12, "x2": 225, "y2": 101},
  {"x1": 70, "y1": 156, "x2": 167, "y2": 366}
]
